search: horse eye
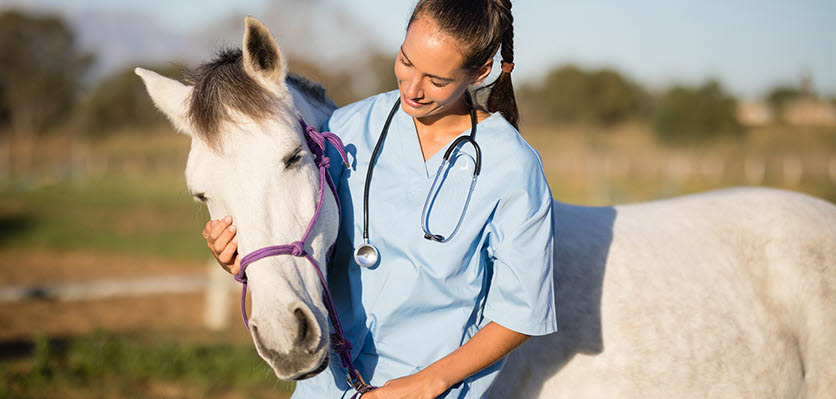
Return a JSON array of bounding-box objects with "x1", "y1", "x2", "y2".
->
[
  {"x1": 193, "y1": 193, "x2": 207, "y2": 203},
  {"x1": 284, "y1": 147, "x2": 303, "y2": 168}
]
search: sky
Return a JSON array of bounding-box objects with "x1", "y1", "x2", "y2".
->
[{"x1": 7, "y1": 0, "x2": 836, "y2": 98}]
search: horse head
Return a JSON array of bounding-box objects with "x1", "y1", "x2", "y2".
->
[{"x1": 136, "y1": 16, "x2": 338, "y2": 380}]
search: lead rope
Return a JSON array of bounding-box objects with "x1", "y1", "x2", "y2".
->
[{"x1": 234, "y1": 117, "x2": 376, "y2": 397}]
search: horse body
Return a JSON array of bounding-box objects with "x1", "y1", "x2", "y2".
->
[
  {"x1": 137, "y1": 17, "x2": 836, "y2": 398},
  {"x1": 493, "y1": 188, "x2": 835, "y2": 398}
]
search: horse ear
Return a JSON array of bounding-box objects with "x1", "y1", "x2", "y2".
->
[
  {"x1": 242, "y1": 16, "x2": 287, "y2": 88},
  {"x1": 134, "y1": 67, "x2": 193, "y2": 135}
]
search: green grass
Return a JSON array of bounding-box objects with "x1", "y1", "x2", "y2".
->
[
  {"x1": 0, "y1": 173, "x2": 209, "y2": 259},
  {"x1": 0, "y1": 330, "x2": 293, "y2": 399},
  {"x1": 1, "y1": 123, "x2": 833, "y2": 259}
]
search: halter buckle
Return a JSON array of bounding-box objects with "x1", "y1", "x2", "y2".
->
[{"x1": 346, "y1": 371, "x2": 371, "y2": 392}]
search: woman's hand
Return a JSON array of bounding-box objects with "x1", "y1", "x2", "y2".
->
[
  {"x1": 361, "y1": 370, "x2": 448, "y2": 399},
  {"x1": 202, "y1": 216, "x2": 241, "y2": 275},
  {"x1": 363, "y1": 322, "x2": 529, "y2": 398}
]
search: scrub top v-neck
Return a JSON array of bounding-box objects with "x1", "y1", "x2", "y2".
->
[{"x1": 292, "y1": 90, "x2": 557, "y2": 399}]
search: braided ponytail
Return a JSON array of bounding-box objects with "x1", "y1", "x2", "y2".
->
[
  {"x1": 485, "y1": 0, "x2": 518, "y2": 129},
  {"x1": 409, "y1": 0, "x2": 521, "y2": 129}
]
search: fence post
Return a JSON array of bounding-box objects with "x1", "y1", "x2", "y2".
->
[
  {"x1": 782, "y1": 155, "x2": 803, "y2": 186},
  {"x1": 744, "y1": 157, "x2": 766, "y2": 185},
  {"x1": 204, "y1": 259, "x2": 232, "y2": 330},
  {"x1": 829, "y1": 155, "x2": 836, "y2": 185}
]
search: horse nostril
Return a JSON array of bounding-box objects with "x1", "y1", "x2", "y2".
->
[{"x1": 294, "y1": 308, "x2": 309, "y2": 344}]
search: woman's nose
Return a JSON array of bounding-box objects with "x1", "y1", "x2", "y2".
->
[{"x1": 403, "y1": 75, "x2": 423, "y2": 99}]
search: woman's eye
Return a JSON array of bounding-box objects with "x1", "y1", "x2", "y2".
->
[
  {"x1": 431, "y1": 80, "x2": 448, "y2": 88},
  {"x1": 399, "y1": 57, "x2": 411, "y2": 67}
]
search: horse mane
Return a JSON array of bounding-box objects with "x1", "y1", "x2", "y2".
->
[
  {"x1": 286, "y1": 73, "x2": 338, "y2": 113},
  {"x1": 184, "y1": 47, "x2": 335, "y2": 150}
]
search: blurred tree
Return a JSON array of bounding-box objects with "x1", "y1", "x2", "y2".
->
[
  {"x1": 366, "y1": 51, "x2": 398, "y2": 98},
  {"x1": 77, "y1": 64, "x2": 183, "y2": 135},
  {"x1": 521, "y1": 65, "x2": 647, "y2": 126},
  {"x1": 0, "y1": 80, "x2": 8, "y2": 129},
  {"x1": 288, "y1": 57, "x2": 355, "y2": 106},
  {"x1": 287, "y1": 50, "x2": 397, "y2": 106},
  {"x1": 652, "y1": 80, "x2": 743, "y2": 144},
  {"x1": 765, "y1": 86, "x2": 801, "y2": 122},
  {"x1": 0, "y1": 10, "x2": 93, "y2": 179},
  {"x1": 0, "y1": 10, "x2": 93, "y2": 135}
]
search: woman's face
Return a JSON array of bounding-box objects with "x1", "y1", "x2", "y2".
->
[{"x1": 395, "y1": 15, "x2": 491, "y2": 120}]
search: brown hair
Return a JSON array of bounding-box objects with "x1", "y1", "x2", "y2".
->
[{"x1": 408, "y1": 0, "x2": 518, "y2": 129}]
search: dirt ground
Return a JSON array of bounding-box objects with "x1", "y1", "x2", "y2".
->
[
  {"x1": 0, "y1": 249, "x2": 289, "y2": 399},
  {"x1": 0, "y1": 249, "x2": 249, "y2": 342}
]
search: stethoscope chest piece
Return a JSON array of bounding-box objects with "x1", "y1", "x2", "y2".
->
[{"x1": 354, "y1": 241, "x2": 379, "y2": 268}]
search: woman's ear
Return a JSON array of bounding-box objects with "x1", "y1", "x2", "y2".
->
[{"x1": 472, "y1": 59, "x2": 494, "y2": 85}]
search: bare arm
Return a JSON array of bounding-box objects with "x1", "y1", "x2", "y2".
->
[{"x1": 364, "y1": 321, "x2": 529, "y2": 399}]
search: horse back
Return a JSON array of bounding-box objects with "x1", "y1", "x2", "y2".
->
[{"x1": 492, "y1": 187, "x2": 835, "y2": 398}]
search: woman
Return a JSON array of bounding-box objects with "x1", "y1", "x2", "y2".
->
[{"x1": 204, "y1": 1, "x2": 556, "y2": 397}]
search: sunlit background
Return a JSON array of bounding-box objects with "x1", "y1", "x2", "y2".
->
[{"x1": 1, "y1": 1, "x2": 834, "y2": 397}]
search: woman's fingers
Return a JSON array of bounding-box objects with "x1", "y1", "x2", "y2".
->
[
  {"x1": 213, "y1": 224, "x2": 237, "y2": 253},
  {"x1": 218, "y1": 237, "x2": 238, "y2": 264},
  {"x1": 202, "y1": 221, "x2": 210, "y2": 239},
  {"x1": 202, "y1": 217, "x2": 240, "y2": 275},
  {"x1": 229, "y1": 246, "x2": 242, "y2": 275},
  {"x1": 209, "y1": 216, "x2": 232, "y2": 239}
]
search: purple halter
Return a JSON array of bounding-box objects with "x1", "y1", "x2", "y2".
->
[{"x1": 233, "y1": 117, "x2": 375, "y2": 396}]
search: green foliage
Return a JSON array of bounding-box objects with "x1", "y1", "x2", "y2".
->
[
  {"x1": 0, "y1": 174, "x2": 209, "y2": 259},
  {"x1": 30, "y1": 332, "x2": 53, "y2": 381},
  {"x1": 287, "y1": 50, "x2": 397, "y2": 106},
  {"x1": 652, "y1": 80, "x2": 743, "y2": 144},
  {"x1": 521, "y1": 65, "x2": 647, "y2": 126},
  {"x1": 77, "y1": 64, "x2": 183, "y2": 135},
  {"x1": 765, "y1": 86, "x2": 801, "y2": 119},
  {"x1": 2, "y1": 331, "x2": 292, "y2": 398},
  {"x1": 0, "y1": 10, "x2": 93, "y2": 136}
]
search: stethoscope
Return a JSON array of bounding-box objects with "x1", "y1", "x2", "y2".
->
[{"x1": 353, "y1": 93, "x2": 482, "y2": 268}]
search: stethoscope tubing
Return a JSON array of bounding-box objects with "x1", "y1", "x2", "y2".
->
[
  {"x1": 357, "y1": 92, "x2": 481, "y2": 266},
  {"x1": 362, "y1": 97, "x2": 401, "y2": 242}
]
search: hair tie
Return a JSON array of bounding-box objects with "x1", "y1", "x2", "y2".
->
[{"x1": 501, "y1": 61, "x2": 515, "y2": 74}]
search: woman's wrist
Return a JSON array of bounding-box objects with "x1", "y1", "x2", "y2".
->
[{"x1": 417, "y1": 364, "x2": 455, "y2": 396}]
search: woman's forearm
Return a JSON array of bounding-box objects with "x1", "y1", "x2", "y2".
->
[{"x1": 420, "y1": 321, "x2": 530, "y2": 395}]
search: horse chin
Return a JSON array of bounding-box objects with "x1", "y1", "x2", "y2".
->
[
  {"x1": 292, "y1": 353, "x2": 330, "y2": 380},
  {"x1": 264, "y1": 350, "x2": 330, "y2": 381},
  {"x1": 249, "y1": 313, "x2": 331, "y2": 381}
]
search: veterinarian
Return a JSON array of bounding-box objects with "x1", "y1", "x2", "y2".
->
[{"x1": 204, "y1": 1, "x2": 556, "y2": 397}]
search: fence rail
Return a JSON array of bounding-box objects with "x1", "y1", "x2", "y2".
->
[{"x1": 0, "y1": 261, "x2": 236, "y2": 330}]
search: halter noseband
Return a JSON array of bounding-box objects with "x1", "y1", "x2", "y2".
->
[{"x1": 233, "y1": 117, "x2": 374, "y2": 396}]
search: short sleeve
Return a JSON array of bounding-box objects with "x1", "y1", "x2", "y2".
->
[{"x1": 482, "y1": 157, "x2": 557, "y2": 336}]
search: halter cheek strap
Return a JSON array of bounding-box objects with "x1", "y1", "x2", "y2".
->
[{"x1": 233, "y1": 116, "x2": 375, "y2": 396}]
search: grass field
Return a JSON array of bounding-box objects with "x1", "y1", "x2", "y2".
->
[
  {"x1": 0, "y1": 330, "x2": 293, "y2": 399},
  {"x1": 1, "y1": 131, "x2": 209, "y2": 261},
  {"x1": 0, "y1": 122, "x2": 833, "y2": 398},
  {"x1": 2, "y1": 123, "x2": 834, "y2": 259},
  {"x1": 0, "y1": 173, "x2": 208, "y2": 260}
]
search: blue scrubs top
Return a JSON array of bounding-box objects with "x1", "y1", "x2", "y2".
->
[{"x1": 293, "y1": 90, "x2": 557, "y2": 398}]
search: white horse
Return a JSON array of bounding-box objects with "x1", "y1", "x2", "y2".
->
[{"x1": 137, "y1": 17, "x2": 836, "y2": 398}]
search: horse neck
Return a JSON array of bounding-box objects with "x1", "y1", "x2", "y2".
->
[{"x1": 287, "y1": 84, "x2": 335, "y2": 132}]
